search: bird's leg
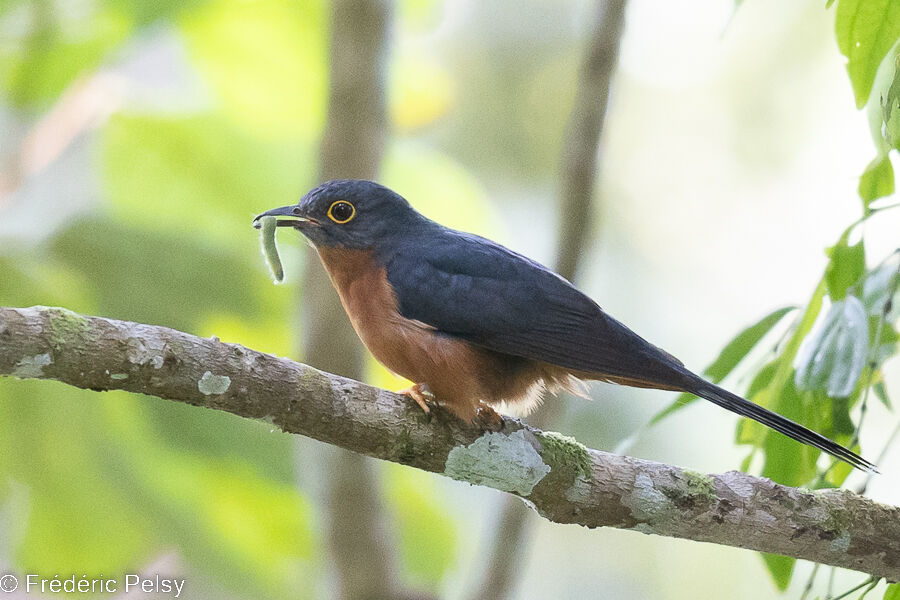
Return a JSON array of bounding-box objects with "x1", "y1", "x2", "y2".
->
[
  {"x1": 398, "y1": 382, "x2": 435, "y2": 415},
  {"x1": 473, "y1": 402, "x2": 503, "y2": 432}
]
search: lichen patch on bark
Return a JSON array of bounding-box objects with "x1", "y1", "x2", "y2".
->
[
  {"x1": 831, "y1": 531, "x2": 851, "y2": 552},
  {"x1": 444, "y1": 430, "x2": 550, "y2": 496},
  {"x1": 13, "y1": 353, "x2": 52, "y2": 378},
  {"x1": 623, "y1": 472, "x2": 673, "y2": 522},
  {"x1": 126, "y1": 336, "x2": 165, "y2": 369},
  {"x1": 198, "y1": 371, "x2": 231, "y2": 395}
]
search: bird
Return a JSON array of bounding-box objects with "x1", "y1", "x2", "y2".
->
[{"x1": 253, "y1": 179, "x2": 876, "y2": 472}]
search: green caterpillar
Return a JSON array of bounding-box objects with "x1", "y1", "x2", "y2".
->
[{"x1": 258, "y1": 215, "x2": 284, "y2": 283}]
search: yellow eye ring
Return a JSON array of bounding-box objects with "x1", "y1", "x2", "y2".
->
[{"x1": 327, "y1": 200, "x2": 356, "y2": 224}]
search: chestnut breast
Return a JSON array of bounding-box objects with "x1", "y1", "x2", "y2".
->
[{"x1": 314, "y1": 246, "x2": 459, "y2": 383}]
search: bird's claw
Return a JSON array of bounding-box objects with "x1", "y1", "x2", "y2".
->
[{"x1": 398, "y1": 383, "x2": 435, "y2": 417}]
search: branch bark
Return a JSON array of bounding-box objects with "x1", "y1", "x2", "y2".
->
[{"x1": 2, "y1": 306, "x2": 898, "y2": 581}]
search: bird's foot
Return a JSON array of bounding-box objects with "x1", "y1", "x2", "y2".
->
[
  {"x1": 473, "y1": 403, "x2": 504, "y2": 432},
  {"x1": 398, "y1": 383, "x2": 435, "y2": 416}
]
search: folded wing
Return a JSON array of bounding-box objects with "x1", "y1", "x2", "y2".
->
[{"x1": 385, "y1": 230, "x2": 689, "y2": 388}]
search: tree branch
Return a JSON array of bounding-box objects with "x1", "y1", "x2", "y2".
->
[{"x1": 1, "y1": 305, "x2": 899, "y2": 582}]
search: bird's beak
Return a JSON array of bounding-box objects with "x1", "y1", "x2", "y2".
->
[{"x1": 252, "y1": 205, "x2": 316, "y2": 229}]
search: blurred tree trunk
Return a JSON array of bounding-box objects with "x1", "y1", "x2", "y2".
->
[
  {"x1": 468, "y1": 1, "x2": 628, "y2": 598},
  {"x1": 299, "y1": 2, "x2": 399, "y2": 600}
]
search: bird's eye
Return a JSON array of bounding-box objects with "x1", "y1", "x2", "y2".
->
[{"x1": 327, "y1": 200, "x2": 355, "y2": 224}]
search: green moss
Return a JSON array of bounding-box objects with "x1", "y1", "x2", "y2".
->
[
  {"x1": 43, "y1": 306, "x2": 90, "y2": 351},
  {"x1": 657, "y1": 469, "x2": 717, "y2": 510},
  {"x1": 824, "y1": 503, "x2": 852, "y2": 531},
  {"x1": 821, "y1": 500, "x2": 853, "y2": 547},
  {"x1": 536, "y1": 431, "x2": 592, "y2": 479},
  {"x1": 682, "y1": 469, "x2": 716, "y2": 499}
]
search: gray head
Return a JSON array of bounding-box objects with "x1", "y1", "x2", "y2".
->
[{"x1": 253, "y1": 179, "x2": 425, "y2": 249}]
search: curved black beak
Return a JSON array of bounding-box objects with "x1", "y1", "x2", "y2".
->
[{"x1": 251, "y1": 205, "x2": 311, "y2": 229}]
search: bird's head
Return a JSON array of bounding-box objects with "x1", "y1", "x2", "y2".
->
[{"x1": 253, "y1": 179, "x2": 423, "y2": 250}]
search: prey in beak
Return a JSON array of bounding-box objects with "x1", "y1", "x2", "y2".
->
[{"x1": 252, "y1": 204, "x2": 314, "y2": 283}]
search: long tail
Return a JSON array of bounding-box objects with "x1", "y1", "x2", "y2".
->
[{"x1": 688, "y1": 377, "x2": 878, "y2": 473}]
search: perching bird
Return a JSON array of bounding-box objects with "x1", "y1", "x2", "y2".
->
[{"x1": 253, "y1": 179, "x2": 875, "y2": 472}]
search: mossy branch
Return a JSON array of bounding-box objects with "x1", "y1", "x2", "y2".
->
[{"x1": 1, "y1": 306, "x2": 899, "y2": 581}]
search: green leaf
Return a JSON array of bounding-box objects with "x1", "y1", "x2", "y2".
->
[
  {"x1": 736, "y1": 361, "x2": 779, "y2": 447},
  {"x1": 705, "y1": 307, "x2": 799, "y2": 381},
  {"x1": 647, "y1": 393, "x2": 697, "y2": 426},
  {"x1": 736, "y1": 280, "x2": 826, "y2": 453},
  {"x1": 830, "y1": 394, "x2": 856, "y2": 435},
  {"x1": 750, "y1": 279, "x2": 826, "y2": 408},
  {"x1": 739, "y1": 449, "x2": 757, "y2": 472},
  {"x1": 882, "y1": 61, "x2": 900, "y2": 148},
  {"x1": 648, "y1": 306, "x2": 796, "y2": 425},
  {"x1": 859, "y1": 155, "x2": 895, "y2": 210},
  {"x1": 826, "y1": 443, "x2": 857, "y2": 486},
  {"x1": 795, "y1": 296, "x2": 869, "y2": 398},
  {"x1": 873, "y1": 380, "x2": 892, "y2": 409},
  {"x1": 863, "y1": 256, "x2": 900, "y2": 320},
  {"x1": 870, "y1": 317, "x2": 899, "y2": 363},
  {"x1": 884, "y1": 582, "x2": 900, "y2": 600},
  {"x1": 826, "y1": 236, "x2": 866, "y2": 300},
  {"x1": 827, "y1": 298, "x2": 870, "y2": 397},
  {"x1": 760, "y1": 552, "x2": 795, "y2": 591},
  {"x1": 762, "y1": 379, "x2": 820, "y2": 486},
  {"x1": 835, "y1": 0, "x2": 900, "y2": 108}
]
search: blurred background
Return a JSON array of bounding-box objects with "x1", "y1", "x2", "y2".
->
[{"x1": 1, "y1": 0, "x2": 898, "y2": 598}]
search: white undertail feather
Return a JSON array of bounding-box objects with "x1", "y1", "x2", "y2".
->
[{"x1": 497, "y1": 373, "x2": 587, "y2": 417}]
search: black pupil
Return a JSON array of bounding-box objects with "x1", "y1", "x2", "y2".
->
[{"x1": 333, "y1": 202, "x2": 352, "y2": 221}]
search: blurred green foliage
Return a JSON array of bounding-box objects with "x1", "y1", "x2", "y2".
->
[{"x1": 0, "y1": 0, "x2": 474, "y2": 596}]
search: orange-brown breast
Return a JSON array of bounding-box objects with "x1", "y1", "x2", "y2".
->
[
  {"x1": 314, "y1": 246, "x2": 572, "y2": 420},
  {"x1": 314, "y1": 246, "x2": 436, "y2": 382}
]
